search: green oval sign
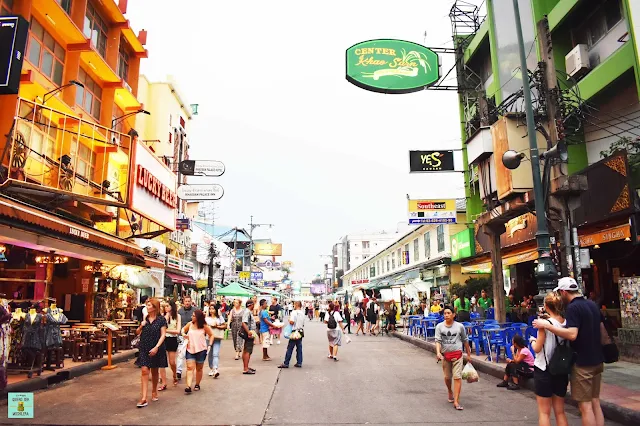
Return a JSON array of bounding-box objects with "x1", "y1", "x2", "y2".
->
[{"x1": 346, "y1": 39, "x2": 440, "y2": 94}]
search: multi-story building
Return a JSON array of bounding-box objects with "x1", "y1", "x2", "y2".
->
[
  {"x1": 335, "y1": 228, "x2": 406, "y2": 274},
  {"x1": 0, "y1": 0, "x2": 173, "y2": 321},
  {"x1": 342, "y1": 208, "x2": 470, "y2": 304},
  {"x1": 450, "y1": 0, "x2": 640, "y2": 351}
]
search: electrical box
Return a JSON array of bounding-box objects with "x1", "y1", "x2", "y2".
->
[{"x1": 565, "y1": 44, "x2": 590, "y2": 79}]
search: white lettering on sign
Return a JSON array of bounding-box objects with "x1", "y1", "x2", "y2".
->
[
  {"x1": 170, "y1": 230, "x2": 191, "y2": 248},
  {"x1": 70, "y1": 227, "x2": 89, "y2": 239},
  {"x1": 137, "y1": 165, "x2": 178, "y2": 208}
]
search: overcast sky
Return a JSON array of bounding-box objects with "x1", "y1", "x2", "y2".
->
[{"x1": 126, "y1": 0, "x2": 473, "y2": 281}]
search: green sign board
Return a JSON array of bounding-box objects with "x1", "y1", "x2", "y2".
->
[
  {"x1": 451, "y1": 229, "x2": 474, "y2": 262},
  {"x1": 346, "y1": 39, "x2": 440, "y2": 94}
]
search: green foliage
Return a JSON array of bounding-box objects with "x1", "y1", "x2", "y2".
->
[
  {"x1": 600, "y1": 137, "x2": 640, "y2": 189},
  {"x1": 449, "y1": 277, "x2": 493, "y2": 299}
]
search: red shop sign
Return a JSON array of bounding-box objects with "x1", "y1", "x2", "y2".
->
[{"x1": 136, "y1": 165, "x2": 178, "y2": 209}]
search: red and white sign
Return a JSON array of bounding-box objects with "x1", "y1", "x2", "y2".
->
[
  {"x1": 129, "y1": 140, "x2": 177, "y2": 231},
  {"x1": 351, "y1": 279, "x2": 369, "y2": 285}
]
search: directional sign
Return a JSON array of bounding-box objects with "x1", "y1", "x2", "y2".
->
[
  {"x1": 177, "y1": 184, "x2": 224, "y2": 201},
  {"x1": 251, "y1": 272, "x2": 263, "y2": 281},
  {"x1": 178, "y1": 160, "x2": 225, "y2": 177}
]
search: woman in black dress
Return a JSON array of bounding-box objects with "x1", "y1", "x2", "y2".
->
[{"x1": 135, "y1": 298, "x2": 167, "y2": 408}]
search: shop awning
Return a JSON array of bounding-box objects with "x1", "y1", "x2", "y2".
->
[
  {"x1": 108, "y1": 265, "x2": 159, "y2": 289},
  {"x1": 461, "y1": 248, "x2": 538, "y2": 274},
  {"x1": 166, "y1": 272, "x2": 196, "y2": 287},
  {"x1": 392, "y1": 269, "x2": 420, "y2": 287}
]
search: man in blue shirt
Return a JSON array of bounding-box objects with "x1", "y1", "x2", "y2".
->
[
  {"x1": 259, "y1": 299, "x2": 280, "y2": 361},
  {"x1": 533, "y1": 277, "x2": 604, "y2": 426}
]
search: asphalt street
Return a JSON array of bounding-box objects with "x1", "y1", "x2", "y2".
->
[{"x1": 0, "y1": 320, "x2": 624, "y2": 425}]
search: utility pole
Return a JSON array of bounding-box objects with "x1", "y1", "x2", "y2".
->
[{"x1": 513, "y1": 0, "x2": 558, "y2": 305}]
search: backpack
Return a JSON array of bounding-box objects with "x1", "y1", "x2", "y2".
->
[
  {"x1": 543, "y1": 320, "x2": 574, "y2": 376},
  {"x1": 327, "y1": 312, "x2": 337, "y2": 329},
  {"x1": 367, "y1": 303, "x2": 376, "y2": 317}
]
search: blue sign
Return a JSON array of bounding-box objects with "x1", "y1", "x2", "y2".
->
[
  {"x1": 8, "y1": 393, "x2": 33, "y2": 419},
  {"x1": 236, "y1": 249, "x2": 245, "y2": 258},
  {"x1": 263, "y1": 281, "x2": 277, "y2": 288},
  {"x1": 176, "y1": 218, "x2": 191, "y2": 231},
  {"x1": 251, "y1": 272, "x2": 263, "y2": 281}
]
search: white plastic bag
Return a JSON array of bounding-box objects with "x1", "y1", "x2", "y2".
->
[{"x1": 461, "y1": 362, "x2": 479, "y2": 383}]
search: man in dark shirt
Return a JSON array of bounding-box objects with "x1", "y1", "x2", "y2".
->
[
  {"x1": 176, "y1": 296, "x2": 195, "y2": 379},
  {"x1": 269, "y1": 297, "x2": 282, "y2": 345},
  {"x1": 533, "y1": 277, "x2": 604, "y2": 426}
]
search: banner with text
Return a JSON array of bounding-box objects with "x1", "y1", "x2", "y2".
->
[{"x1": 408, "y1": 199, "x2": 456, "y2": 224}]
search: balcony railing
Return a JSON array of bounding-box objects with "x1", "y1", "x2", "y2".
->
[{"x1": 2, "y1": 98, "x2": 131, "y2": 209}]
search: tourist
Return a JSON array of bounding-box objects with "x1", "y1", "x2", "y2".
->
[
  {"x1": 259, "y1": 298, "x2": 281, "y2": 361},
  {"x1": 181, "y1": 309, "x2": 214, "y2": 394},
  {"x1": 135, "y1": 298, "x2": 167, "y2": 408},
  {"x1": 533, "y1": 277, "x2": 604, "y2": 426},
  {"x1": 531, "y1": 292, "x2": 569, "y2": 426},
  {"x1": 206, "y1": 306, "x2": 226, "y2": 378},
  {"x1": 387, "y1": 300, "x2": 398, "y2": 332},
  {"x1": 325, "y1": 302, "x2": 343, "y2": 361},
  {"x1": 367, "y1": 297, "x2": 380, "y2": 335},
  {"x1": 355, "y1": 302, "x2": 365, "y2": 335},
  {"x1": 343, "y1": 303, "x2": 352, "y2": 334},
  {"x1": 159, "y1": 300, "x2": 181, "y2": 389},
  {"x1": 497, "y1": 334, "x2": 534, "y2": 390},
  {"x1": 251, "y1": 296, "x2": 261, "y2": 344},
  {"x1": 435, "y1": 306, "x2": 471, "y2": 411},
  {"x1": 454, "y1": 291, "x2": 471, "y2": 322},
  {"x1": 470, "y1": 291, "x2": 479, "y2": 312},
  {"x1": 278, "y1": 301, "x2": 305, "y2": 368},
  {"x1": 242, "y1": 300, "x2": 258, "y2": 374},
  {"x1": 319, "y1": 302, "x2": 327, "y2": 322},
  {"x1": 269, "y1": 297, "x2": 283, "y2": 345},
  {"x1": 228, "y1": 299, "x2": 245, "y2": 360},
  {"x1": 176, "y1": 296, "x2": 195, "y2": 379}
]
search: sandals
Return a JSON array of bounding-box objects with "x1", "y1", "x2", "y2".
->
[
  {"x1": 157, "y1": 384, "x2": 167, "y2": 392},
  {"x1": 243, "y1": 370, "x2": 256, "y2": 374},
  {"x1": 194, "y1": 384, "x2": 201, "y2": 391},
  {"x1": 151, "y1": 394, "x2": 159, "y2": 402},
  {"x1": 185, "y1": 387, "x2": 192, "y2": 394},
  {"x1": 136, "y1": 400, "x2": 148, "y2": 408},
  {"x1": 454, "y1": 404, "x2": 464, "y2": 411}
]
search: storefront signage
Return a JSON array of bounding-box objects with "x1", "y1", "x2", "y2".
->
[
  {"x1": 451, "y1": 229, "x2": 474, "y2": 261},
  {"x1": 474, "y1": 212, "x2": 537, "y2": 253},
  {"x1": 69, "y1": 227, "x2": 89, "y2": 240},
  {"x1": 579, "y1": 224, "x2": 631, "y2": 247},
  {"x1": 0, "y1": 16, "x2": 29, "y2": 96},
  {"x1": 461, "y1": 249, "x2": 538, "y2": 273},
  {"x1": 506, "y1": 215, "x2": 528, "y2": 238},
  {"x1": 133, "y1": 238, "x2": 167, "y2": 262},
  {"x1": 81, "y1": 278, "x2": 90, "y2": 293},
  {"x1": 311, "y1": 283, "x2": 326, "y2": 295},
  {"x1": 251, "y1": 271, "x2": 263, "y2": 280},
  {"x1": 176, "y1": 218, "x2": 190, "y2": 231},
  {"x1": 346, "y1": 39, "x2": 440, "y2": 94},
  {"x1": 409, "y1": 151, "x2": 455, "y2": 172},
  {"x1": 239, "y1": 271, "x2": 250, "y2": 279},
  {"x1": 408, "y1": 199, "x2": 456, "y2": 224},
  {"x1": 257, "y1": 260, "x2": 281, "y2": 269},
  {"x1": 129, "y1": 140, "x2": 177, "y2": 231},
  {"x1": 170, "y1": 230, "x2": 191, "y2": 249},
  {"x1": 178, "y1": 160, "x2": 226, "y2": 177},
  {"x1": 253, "y1": 243, "x2": 283, "y2": 256},
  {"x1": 177, "y1": 184, "x2": 224, "y2": 201},
  {"x1": 166, "y1": 255, "x2": 181, "y2": 270},
  {"x1": 351, "y1": 279, "x2": 369, "y2": 285},
  {"x1": 182, "y1": 260, "x2": 194, "y2": 274}
]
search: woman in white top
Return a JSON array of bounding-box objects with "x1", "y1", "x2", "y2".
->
[
  {"x1": 159, "y1": 300, "x2": 181, "y2": 388},
  {"x1": 205, "y1": 306, "x2": 226, "y2": 378},
  {"x1": 530, "y1": 292, "x2": 569, "y2": 426},
  {"x1": 324, "y1": 302, "x2": 343, "y2": 361}
]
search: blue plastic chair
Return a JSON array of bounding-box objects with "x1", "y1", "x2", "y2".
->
[
  {"x1": 422, "y1": 319, "x2": 437, "y2": 339},
  {"x1": 469, "y1": 325, "x2": 484, "y2": 355},
  {"x1": 470, "y1": 312, "x2": 480, "y2": 320},
  {"x1": 408, "y1": 316, "x2": 421, "y2": 336},
  {"x1": 481, "y1": 325, "x2": 501, "y2": 361},
  {"x1": 486, "y1": 308, "x2": 495, "y2": 319},
  {"x1": 504, "y1": 327, "x2": 523, "y2": 359}
]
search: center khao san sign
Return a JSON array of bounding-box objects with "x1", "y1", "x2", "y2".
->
[{"x1": 346, "y1": 39, "x2": 440, "y2": 94}]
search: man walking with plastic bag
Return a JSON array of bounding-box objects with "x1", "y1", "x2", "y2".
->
[
  {"x1": 435, "y1": 306, "x2": 472, "y2": 411},
  {"x1": 278, "y1": 301, "x2": 305, "y2": 368}
]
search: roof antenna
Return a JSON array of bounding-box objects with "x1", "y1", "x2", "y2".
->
[{"x1": 423, "y1": 31, "x2": 427, "y2": 45}]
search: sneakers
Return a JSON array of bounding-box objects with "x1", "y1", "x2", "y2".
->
[
  {"x1": 277, "y1": 340, "x2": 281, "y2": 345},
  {"x1": 496, "y1": 380, "x2": 509, "y2": 388},
  {"x1": 214, "y1": 369, "x2": 219, "y2": 378},
  {"x1": 177, "y1": 372, "x2": 182, "y2": 379},
  {"x1": 208, "y1": 370, "x2": 214, "y2": 377},
  {"x1": 507, "y1": 383, "x2": 520, "y2": 391}
]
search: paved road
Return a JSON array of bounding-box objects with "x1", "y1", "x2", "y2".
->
[{"x1": 0, "y1": 321, "x2": 624, "y2": 425}]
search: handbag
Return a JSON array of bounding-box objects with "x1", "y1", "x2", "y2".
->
[
  {"x1": 290, "y1": 329, "x2": 304, "y2": 340},
  {"x1": 601, "y1": 322, "x2": 619, "y2": 364},
  {"x1": 283, "y1": 323, "x2": 293, "y2": 339},
  {"x1": 131, "y1": 336, "x2": 140, "y2": 349}
]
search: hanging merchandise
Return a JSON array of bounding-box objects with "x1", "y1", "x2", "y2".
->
[{"x1": 619, "y1": 277, "x2": 640, "y2": 328}]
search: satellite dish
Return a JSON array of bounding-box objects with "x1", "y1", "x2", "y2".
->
[{"x1": 502, "y1": 150, "x2": 525, "y2": 170}]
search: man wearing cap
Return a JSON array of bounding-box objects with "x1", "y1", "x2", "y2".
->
[
  {"x1": 241, "y1": 300, "x2": 258, "y2": 375},
  {"x1": 533, "y1": 277, "x2": 604, "y2": 426}
]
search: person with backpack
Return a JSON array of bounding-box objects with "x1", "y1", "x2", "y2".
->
[
  {"x1": 530, "y1": 292, "x2": 569, "y2": 426},
  {"x1": 325, "y1": 302, "x2": 343, "y2": 361},
  {"x1": 367, "y1": 297, "x2": 380, "y2": 335}
]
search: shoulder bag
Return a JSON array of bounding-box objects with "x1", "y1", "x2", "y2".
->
[{"x1": 601, "y1": 322, "x2": 619, "y2": 364}]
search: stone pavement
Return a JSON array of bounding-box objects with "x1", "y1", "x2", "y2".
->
[
  {"x1": 0, "y1": 320, "x2": 626, "y2": 425},
  {"x1": 395, "y1": 330, "x2": 639, "y2": 426}
]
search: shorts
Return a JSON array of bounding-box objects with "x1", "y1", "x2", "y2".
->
[
  {"x1": 185, "y1": 349, "x2": 207, "y2": 364},
  {"x1": 442, "y1": 356, "x2": 464, "y2": 380},
  {"x1": 571, "y1": 363, "x2": 604, "y2": 402},
  {"x1": 262, "y1": 332, "x2": 271, "y2": 348},
  {"x1": 165, "y1": 336, "x2": 178, "y2": 352},
  {"x1": 534, "y1": 366, "x2": 569, "y2": 398},
  {"x1": 243, "y1": 338, "x2": 254, "y2": 355}
]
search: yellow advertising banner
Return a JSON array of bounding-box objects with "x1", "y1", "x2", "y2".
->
[
  {"x1": 408, "y1": 199, "x2": 456, "y2": 212},
  {"x1": 253, "y1": 243, "x2": 283, "y2": 256},
  {"x1": 239, "y1": 271, "x2": 251, "y2": 279}
]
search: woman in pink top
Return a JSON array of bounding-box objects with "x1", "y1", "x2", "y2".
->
[
  {"x1": 181, "y1": 309, "x2": 214, "y2": 394},
  {"x1": 497, "y1": 334, "x2": 535, "y2": 390}
]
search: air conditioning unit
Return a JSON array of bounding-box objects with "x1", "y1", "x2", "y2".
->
[{"x1": 565, "y1": 44, "x2": 590, "y2": 78}]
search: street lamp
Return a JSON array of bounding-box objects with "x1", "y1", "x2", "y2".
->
[
  {"x1": 111, "y1": 109, "x2": 150, "y2": 130},
  {"x1": 41, "y1": 80, "x2": 84, "y2": 104}
]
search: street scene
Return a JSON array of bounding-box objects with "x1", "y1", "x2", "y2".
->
[{"x1": 1, "y1": 0, "x2": 640, "y2": 425}]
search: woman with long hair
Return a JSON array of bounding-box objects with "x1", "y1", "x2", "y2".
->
[
  {"x1": 325, "y1": 302, "x2": 343, "y2": 361},
  {"x1": 228, "y1": 299, "x2": 245, "y2": 360},
  {"x1": 205, "y1": 306, "x2": 227, "y2": 378},
  {"x1": 181, "y1": 309, "x2": 214, "y2": 394},
  {"x1": 134, "y1": 298, "x2": 167, "y2": 408},
  {"x1": 531, "y1": 292, "x2": 569, "y2": 426},
  {"x1": 158, "y1": 300, "x2": 181, "y2": 388},
  {"x1": 355, "y1": 302, "x2": 365, "y2": 335}
]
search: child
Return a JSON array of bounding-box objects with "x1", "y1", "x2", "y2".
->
[{"x1": 497, "y1": 334, "x2": 534, "y2": 390}]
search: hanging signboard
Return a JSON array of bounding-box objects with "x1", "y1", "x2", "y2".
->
[
  {"x1": 253, "y1": 243, "x2": 283, "y2": 256},
  {"x1": 178, "y1": 160, "x2": 225, "y2": 177},
  {"x1": 176, "y1": 218, "x2": 190, "y2": 231},
  {"x1": 408, "y1": 199, "x2": 456, "y2": 224},
  {"x1": 409, "y1": 151, "x2": 455, "y2": 172},
  {"x1": 251, "y1": 272, "x2": 263, "y2": 281},
  {"x1": 239, "y1": 271, "x2": 251, "y2": 280},
  {"x1": 0, "y1": 16, "x2": 29, "y2": 95},
  {"x1": 346, "y1": 39, "x2": 440, "y2": 94},
  {"x1": 451, "y1": 229, "x2": 474, "y2": 261},
  {"x1": 177, "y1": 184, "x2": 224, "y2": 201}
]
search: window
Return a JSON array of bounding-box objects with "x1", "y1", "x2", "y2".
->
[
  {"x1": 424, "y1": 232, "x2": 431, "y2": 259},
  {"x1": 76, "y1": 68, "x2": 102, "y2": 119},
  {"x1": 437, "y1": 225, "x2": 445, "y2": 253},
  {"x1": 413, "y1": 239, "x2": 420, "y2": 262},
  {"x1": 112, "y1": 105, "x2": 124, "y2": 134},
  {"x1": 404, "y1": 244, "x2": 410, "y2": 264},
  {"x1": 73, "y1": 142, "x2": 96, "y2": 180},
  {"x1": 391, "y1": 253, "x2": 396, "y2": 269},
  {"x1": 386, "y1": 256, "x2": 390, "y2": 271},
  {"x1": 397, "y1": 248, "x2": 401, "y2": 266},
  {"x1": 362, "y1": 241, "x2": 370, "y2": 249},
  {"x1": 1, "y1": 0, "x2": 13, "y2": 15},
  {"x1": 27, "y1": 19, "x2": 65, "y2": 86},
  {"x1": 55, "y1": 0, "x2": 71, "y2": 14},
  {"x1": 84, "y1": 2, "x2": 108, "y2": 58},
  {"x1": 574, "y1": 0, "x2": 623, "y2": 48},
  {"x1": 117, "y1": 38, "x2": 130, "y2": 82}
]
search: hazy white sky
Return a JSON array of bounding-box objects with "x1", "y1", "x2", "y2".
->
[{"x1": 126, "y1": 0, "x2": 469, "y2": 281}]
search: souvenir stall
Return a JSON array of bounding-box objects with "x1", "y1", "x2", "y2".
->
[{"x1": 107, "y1": 265, "x2": 156, "y2": 319}]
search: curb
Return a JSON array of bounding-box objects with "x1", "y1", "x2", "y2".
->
[
  {"x1": 1, "y1": 350, "x2": 138, "y2": 398},
  {"x1": 392, "y1": 332, "x2": 639, "y2": 426}
]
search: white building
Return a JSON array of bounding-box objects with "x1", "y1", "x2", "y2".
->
[{"x1": 334, "y1": 225, "x2": 408, "y2": 273}]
